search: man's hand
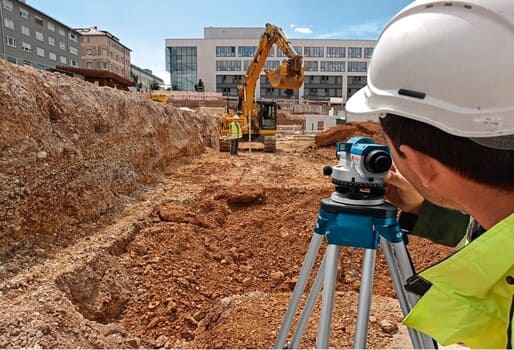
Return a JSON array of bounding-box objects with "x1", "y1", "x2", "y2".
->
[{"x1": 384, "y1": 165, "x2": 424, "y2": 215}]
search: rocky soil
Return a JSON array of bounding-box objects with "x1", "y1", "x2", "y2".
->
[{"x1": 0, "y1": 60, "x2": 454, "y2": 348}]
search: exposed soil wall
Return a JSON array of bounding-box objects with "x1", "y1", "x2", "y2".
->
[{"x1": 0, "y1": 60, "x2": 218, "y2": 270}]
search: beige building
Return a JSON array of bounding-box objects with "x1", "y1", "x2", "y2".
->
[{"x1": 76, "y1": 26, "x2": 131, "y2": 80}]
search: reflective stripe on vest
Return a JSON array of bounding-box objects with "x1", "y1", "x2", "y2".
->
[{"x1": 403, "y1": 213, "x2": 514, "y2": 348}]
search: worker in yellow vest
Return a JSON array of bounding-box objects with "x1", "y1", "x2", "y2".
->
[
  {"x1": 229, "y1": 115, "x2": 242, "y2": 156},
  {"x1": 346, "y1": 0, "x2": 514, "y2": 348}
]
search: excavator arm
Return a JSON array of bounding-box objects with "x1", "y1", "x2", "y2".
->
[{"x1": 237, "y1": 23, "x2": 304, "y2": 118}]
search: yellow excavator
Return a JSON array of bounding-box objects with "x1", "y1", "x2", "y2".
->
[{"x1": 219, "y1": 23, "x2": 304, "y2": 152}]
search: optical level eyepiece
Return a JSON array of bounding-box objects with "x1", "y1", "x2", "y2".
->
[{"x1": 364, "y1": 150, "x2": 392, "y2": 174}]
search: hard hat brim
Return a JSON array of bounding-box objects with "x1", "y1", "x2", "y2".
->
[{"x1": 346, "y1": 86, "x2": 375, "y2": 115}]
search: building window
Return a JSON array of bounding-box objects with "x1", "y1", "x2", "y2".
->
[
  {"x1": 22, "y1": 42, "x2": 32, "y2": 52},
  {"x1": 320, "y1": 61, "x2": 345, "y2": 72},
  {"x1": 35, "y1": 31, "x2": 44, "y2": 41},
  {"x1": 2, "y1": 0, "x2": 13, "y2": 11},
  {"x1": 83, "y1": 37, "x2": 89, "y2": 43},
  {"x1": 237, "y1": 46, "x2": 256, "y2": 57},
  {"x1": 304, "y1": 61, "x2": 319, "y2": 72},
  {"x1": 19, "y1": 7, "x2": 29, "y2": 19},
  {"x1": 47, "y1": 22, "x2": 55, "y2": 32},
  {"x1": 87, "y1": 62, "x2": 93, "y2": 69},
  {"x1": 4, "y1": 18, "x2": 15, "y2": 30},
  {"x1": 49, "y1": 52, "x2": 56, "y2": 61},
  {"x1": 215, "y1": 60, "x2": 241, "y2": 71},
  {"x1": 364, "y1": 47, "x2": 374, "y2": 58},
  {"x1": 242, "y1": 60, "x2": 252, "y2": 71},
  {"x1": 86, "y1": 48, "x2": 92, "y2": 56},
  {"x1": 264, "y1": 60, "x2": 279, "y2": 70},
  {"x1": 60, "y1": 56, "x2": 67, "y2": 64},
  {"x1": 348, "y1": 47, "x2": 362, "y2": 58},
  {"x1": 69, "y1": 33, "x2": 77, "y2": 42},
  {"x1": 327, "y1": 47, "x2": 345, "y2": 58},
  {"x1": 216, "y1": 46, "x2": 236, "y2": 57},
  {"x1": 5, "y1": 36, "x2": 16, "y2": 48},
  {"x1": 36, "y1": 47, "x2": 45, "y2": 57},
  {"x1": 101, "y1": 48, "x2": 108, "y2": 56},
  {"x1": 35, "y1": 16, "x2": 44, "y2": 26},
  {"x1": 70, "y1": 59, "x2": 78, "y2": 67},
  {"x1": 348, "y1": 61, "x2": 367, "y2": 72},
  {"x1": 48, "y1": 36, "x2": 55, "y2": 46},
  {"x1": 58, "y1": 28, "x2": 65, "y2": 36},
  {"x1": 59, "y1": 42, "x2": 66, "y2": 50},
  {"x1": 168, "y1": 46, "x2": 198, "y2": 91},
  {"x1": 21, "y1": 25, "x2": 30, "y2": 36},
  {"x1": 304, "y1": 47, "x2": 324, "y2": 58},
  {"x1": 23, "y1": 60, "x2": 32, "y2": 66},
  {"x1": 102, "y1": 61, "x2": 108, "y2": 69},
  {"x1": 69, "y1": 46, "x2": 78, "y2": 55},
  {"x1": 6, "y1": 56, "x2": 17, "y2": 64},
  {"x1": 277, "y1": 46, "x2": 302, "y2": 57}
]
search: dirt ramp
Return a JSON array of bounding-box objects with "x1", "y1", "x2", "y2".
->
[{"x1": 0, "y1": 60, "x2": 218, "y2": 269}]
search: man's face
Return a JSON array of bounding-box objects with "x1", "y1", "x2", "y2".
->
[{"x1": 383, "y1": 133, "x2": 461, "y2": 211}]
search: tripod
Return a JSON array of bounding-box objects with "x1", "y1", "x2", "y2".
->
[{"x1": 273, "y1": 195, "x2": 435, "y2": 349}]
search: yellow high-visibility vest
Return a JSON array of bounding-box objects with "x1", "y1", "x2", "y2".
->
[
  {"x1": 230, "y1": 121, "x2": 242, "y2": 139},
  {"x1": 404, "y1": 213, "x2": 514, "y2": 348}
]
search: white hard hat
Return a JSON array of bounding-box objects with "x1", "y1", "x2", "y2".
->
[
  {"x1": 346, "y1": 0, "x2": 514, "y2": 149},
  {"x1": 233, "y1": 115, "x2": 240, "y2": 120}
]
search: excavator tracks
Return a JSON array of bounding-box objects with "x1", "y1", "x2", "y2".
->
[{"x1": 263, "y1": 138, "x2": 277, "y2": 152}]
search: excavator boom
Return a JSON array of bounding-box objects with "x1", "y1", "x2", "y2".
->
[
  {"x1": 239, "y1": 23, "x2": 304, "y2": 116},
  {"x1": 220, "y1": 23, "x2": 304, "y2": 153}
]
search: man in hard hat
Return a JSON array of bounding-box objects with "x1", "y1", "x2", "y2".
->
[
  {"x1": 229, "y1": 115, "x2": 242, "y2": 156},
  {"x1": 346, "y1": 0, "x2": 514, "y2": 348}
]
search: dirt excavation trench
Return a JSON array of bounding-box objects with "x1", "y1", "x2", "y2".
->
[{"x1": 0, "y1": 60, "x2": 454, "y2": 348}]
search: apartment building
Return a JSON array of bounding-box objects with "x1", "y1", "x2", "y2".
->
[
  {"x1": 0, "y1": 0, "x2": 81, "y2": 69},
  {"x1": 165, "y1": 27, "x2": 375, "y2": 102},
  {"x1": 76, "y1": 27, "x2": 131, "y2": 81},
  {"x1": 130, "y1": 64, "x2": 164, "y2": 92}
]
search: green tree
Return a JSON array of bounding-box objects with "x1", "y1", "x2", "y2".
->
[{"x1": 131, "y1": 73, "x2": 141, "y2": 91}]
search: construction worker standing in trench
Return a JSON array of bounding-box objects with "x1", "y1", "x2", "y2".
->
[
  {"x1": 346, "y1": 0, "x2": 514, "y2": 348},
  {"x1": 229, "y1": 115, "x2": 242, "y2": 156}
]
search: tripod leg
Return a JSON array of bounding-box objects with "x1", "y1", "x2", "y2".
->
[
  {"x1": 353, "y1": 248, "x2": 376, "y2": 349},
  {"x1": 381, "y1": 240, "x2": 424, "y2": 349},
  {"x1": 274, "y1": 233, "x2": 324, "y2": 349},
  {"x1": 316, "y1": 244, "x2": 340, "y2": 349},
  {"x1": 289, "y1": 253, "x2": 327, "y2": 349},
  {"x1": 389, "y1": 241, "x2": 436, "y2": 349}
]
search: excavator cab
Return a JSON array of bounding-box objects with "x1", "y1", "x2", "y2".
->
[{"x1": 258, "y1": 101, "x2": 277, "y2": 130}]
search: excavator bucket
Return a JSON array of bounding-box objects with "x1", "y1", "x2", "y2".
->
[{"x1": 265, "y1": 57, "x2": 304, "y2": 89}]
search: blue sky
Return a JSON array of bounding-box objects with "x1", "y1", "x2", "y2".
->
[{"x1": 28, "y1": 0, "x2": 412, "y2": 85}]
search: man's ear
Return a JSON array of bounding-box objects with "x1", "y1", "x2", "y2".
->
[{"x1": 398, "y1": 145, "x2": 441, "y2": 188}]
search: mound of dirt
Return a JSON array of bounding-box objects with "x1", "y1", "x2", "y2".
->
[
  {"x1": 314, "y1": 122, "x2": 385, "y2": 147},
  {"x1": 0, "y1": 59, "x2": 218, "y2": 277}
]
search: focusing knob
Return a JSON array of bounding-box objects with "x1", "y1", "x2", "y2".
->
[
  {"x1": 364, "y1": 150, "x2": 392, "y2": 174},
  {"x1": 323, "y1": 166, "x2": 333, "y2": 176}
]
